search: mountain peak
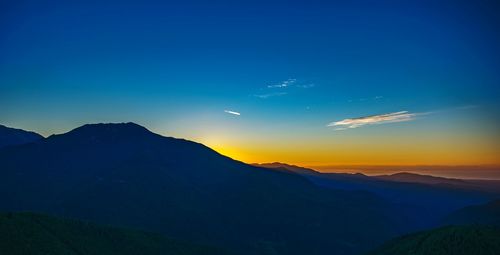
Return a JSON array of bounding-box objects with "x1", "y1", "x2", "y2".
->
[
  {"x1": 70, "y1": 122, "x2": 150, "y2": 134},
  {"x1": 49, "y1": 122, "x2": 157, "y2": 143},
  {"x1": 374, "y1": 171, "x2": 468, "y2": 186}
]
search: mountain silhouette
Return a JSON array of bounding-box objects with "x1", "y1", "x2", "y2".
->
[
  {"x1": 252, "y1": 162, "x2": 319, "y2": 175},
  {"x1": 0, "y1": 212, "x2": 230, "y2": 255},
  {"x1": 0, "y1": 124, "x2": 43, "y2": 149},
  {"x1": 374, "y1": 172, "x2": 467, "y2": 185},
  {"x1": 0, "y1": 122, "x2": 401, "y2": 255}
]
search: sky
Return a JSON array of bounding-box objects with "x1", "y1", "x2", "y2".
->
[{"x1": 1, "y1": 0, "x2": 500, "y2": 169}]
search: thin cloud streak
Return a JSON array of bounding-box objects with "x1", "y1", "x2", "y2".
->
[
  {"x1": 224, "y1": 110, "x2": 241, "y2": 116},
  {"x1": 327, "y1": 111, "x2": 423, "y2": 130},
  {"x1": 254, "y1": 92, "x2": 288, "y2": 99}
]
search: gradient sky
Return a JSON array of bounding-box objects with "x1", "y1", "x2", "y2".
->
[{"x1": 1, "y1": 0, "x2": 500, "y2": 167}]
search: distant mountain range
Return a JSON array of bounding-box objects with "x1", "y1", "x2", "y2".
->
[
  {"x1": 0, "y1": 124, "x2": 43, "y2": 149},
  {"x1": 255, "y1": 162, "x2": 500, "y2": 230},
  {"x1": 1, "y1": 123, "x2": 499, "y2": 255},
  {"x1": 375, "y1": 172, "x2": 469, "y2": 185},
  {"x1": 0, "y1": 212, "x2": 229, "y2": 255},
  {"x1": 255, "y1": 162, "x2": 500, "y2": 192}
]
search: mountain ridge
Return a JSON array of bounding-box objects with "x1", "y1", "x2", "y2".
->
[
  {"x1": 0, "y1": 124, "x2": 44, "y2": 149},
  {"x1": 257, "y1": 162, "x2": 500, "y2": 192}
]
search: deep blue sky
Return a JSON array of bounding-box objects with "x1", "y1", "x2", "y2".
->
[{"x1": 1, "y1": 0, "x2": 499, "y2": 165}]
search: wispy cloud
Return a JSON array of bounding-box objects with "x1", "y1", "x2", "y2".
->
[
  {"x1": 327, "y1": 105, "x2": 478, "y2": 130},
  {"x1": 224, "y1": 110, "x2": 241, "y2": 116},
  {"x1": 327, "y1": 111, "x2": 422, "y2": 130},
  {"x1": 254, "y1": 92, "x2": 288, "y2": 99},
  {"x1": 267, "y1": 78, "x2": 296, "y2": 88}
]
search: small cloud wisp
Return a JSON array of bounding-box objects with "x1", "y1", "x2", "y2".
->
[
  {"x1": 327, "y1": 111, "x2": 419, "y2": 130},
  {"x1": 254, "y1": 92, "x2": 288, "y2": 99},
  {"x1": 224, "y1": 110, "x2": 241, "y2": 116}
]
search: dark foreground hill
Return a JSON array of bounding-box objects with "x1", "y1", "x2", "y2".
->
[
  {"x1": 0, "y1": 212, "x2": 228, "y2": 255},
  {"x1": 0, "y1": 124, "x2": 43, "y2": 149},
  {"x1": 443, "y1": 199, "x2": 500, "y2": 226},
  {"x1": 367, "y1": 225, "x2": 500, "y2": 255},
  {"x1": 0, "y1": 123, "x2": 401, "y2": 255}
]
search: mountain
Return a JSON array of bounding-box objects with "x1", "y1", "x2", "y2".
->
[
  {"x1": 0, "y1": 212, "x2": 229, "y2": 255},
  {"x1": 367, "y1": 225, "x2": 500, "y2": 255},
  {"x1": 374, "y1": 172, "x2": 467, "y2": 185},
  {"x1": 252, "y1": 162, "x2": 319, "y2": 175},
  {"x1": 254, "y1": 162, "x2": 369, "y2": 180},
  {"x1": 0, "y1": 124, "x2": 43, "y2": 149},
  {"x1": 0, "y1": 122, "x2": 401, "y2": 255},
  {"x1": 443, "y1": 199, "x2": 500, "y2": 226}
]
